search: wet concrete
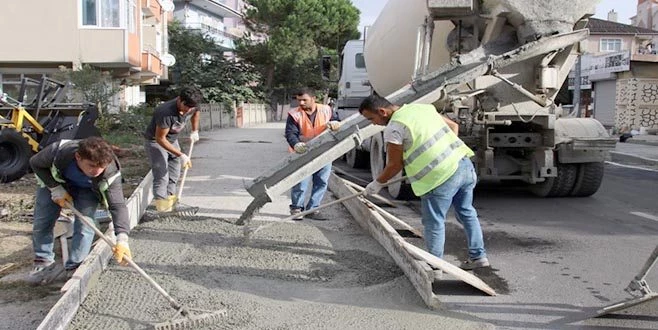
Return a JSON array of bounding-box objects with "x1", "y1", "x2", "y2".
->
[{"x1": 68, "y1": 123, "x2": 493, "y2": 329}]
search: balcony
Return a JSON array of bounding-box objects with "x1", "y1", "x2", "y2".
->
[
  {"x1": 175, "y1": 0, "x2": 242, "y2": 19},
  {"x1": 632, "y1": 49, "x2": 658, "y2": 62}
]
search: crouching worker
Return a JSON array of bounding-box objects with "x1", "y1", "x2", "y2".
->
[{"x1": 26, "y1": 136, "x2": 132, "y2": 285}]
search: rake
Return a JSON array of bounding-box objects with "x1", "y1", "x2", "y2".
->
[
  {"x1": 242, "y1": 176, "x2": 407, "y2": 241},
  {"x1": 145, "y1": 140, "x2": 199, "y2": 221},
  {"x1": 65, "y1": 202, "x2": 225, "y2": 329},
  {"x1": 596, "y1": 244, "x2": 658, "y2": 316}
]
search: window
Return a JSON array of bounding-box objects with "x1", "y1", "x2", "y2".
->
[
  {"x1": 355, "y1": 53, "x2": 365, "y2": 69},
  {"x1": 600, "y1": 39, "x2": 622, "y2": 52},
  {"x1": 81, "y1": 0, "x2": 123, "y2": 28}
]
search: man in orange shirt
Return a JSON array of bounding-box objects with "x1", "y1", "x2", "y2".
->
[{"x1": 285, "y1": 88, "x2": 340, "y2": 220}]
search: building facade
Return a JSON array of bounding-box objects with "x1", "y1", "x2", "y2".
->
[
  {"x1": 0, "y1": 0, "x2": 173, "y2": 111},
  {"x1": 570, "y1": 15, "x2": 658, "y2": 132},
  {"x1": 171, "y1": 0, "x2": 243, "y2": 53}
]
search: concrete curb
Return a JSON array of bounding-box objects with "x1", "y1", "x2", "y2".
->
[
  {"x1": 609, "y1": 151, "x2": 658, "y2": 167},
  {"x1": 37, "y1": 172, "x2": 153, "y2": 330},
  {"x1": 625, "y1": 139, "x2": 658, "y2": 147}
]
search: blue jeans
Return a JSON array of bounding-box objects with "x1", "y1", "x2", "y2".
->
[
  {"x1": 290, "y1": 164, "x2": 332, "y2": 211},
  {"x1": 420, "y1": 157, "x2": 486, "y2": 260},
  {"x1": 33, "y1": 186, "x2": 100, "y2": 270}
]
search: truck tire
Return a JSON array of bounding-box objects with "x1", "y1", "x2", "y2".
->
[
  {"x1": 345, "y1": 148, "x2": 370, "y2": 169},
  {"x1": 569, "y1": 162, "x2": 604, "y2": 197},
  {"x1": 369, "y1": 132, "x2": 386, "y2": 180},
  {"x1": 369, "y1": 132, "x2": 415, "y2": 200},
  {"x1": 529, "y1": 163, "x2": 578, "y2": 197},
  {"x1": 0, "y1": 129, "x2": 32, "y2": 183}
]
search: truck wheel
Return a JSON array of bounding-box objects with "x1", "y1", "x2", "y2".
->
[
  {"x1": 387, "y1": 171, "x2": 415, "y2": 200},
  {"x1": 369, "y1": 132, "x2": 386, "y2": 180},
  {"x1": 0, "y1": 129, "x2": 32, "y2": 183},
  {"x1": 346, "y1": 148, "x2": 370, "y2": 169},
  {"x1": 570, "y1": 162, "x2": 604, "y2": 197},
  {"x1": 529, "y1": 163, "x2": 578, "y2": 197},
  {"x1": 369, "y1": 132, "x2": 415, "y2": 200}
]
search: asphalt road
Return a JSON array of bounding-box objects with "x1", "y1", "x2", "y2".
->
[{"x1": 336, "y1": 161, "x2": 658, "y2": 329}]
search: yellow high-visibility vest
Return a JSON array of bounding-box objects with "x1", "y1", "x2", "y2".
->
[{"x1": 390, "y1": 104, "x2": 474, "y2": 196}]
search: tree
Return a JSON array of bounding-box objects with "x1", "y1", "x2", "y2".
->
[
  {"x1": 168, "y1": 20, "x2": 263, "y2": 105},
  {"x1": 237, "y1": 0, "x2": 360, "y2": 102},
  {"x1": 54, "y1": 65, "x2": 121, "y2": 115}
]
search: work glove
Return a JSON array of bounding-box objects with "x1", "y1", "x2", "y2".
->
[
  {"x1": 179, "y1": 153, "x2": 192, "y2": 169},
  {"x1": 49, "y1": 185, "x2": 73, "y2": 208},
  {"x1": 190, "y1": 130, "x2": 199, "y2": 143},
  {"x1": 112, "y1": 233, "x2": 132, "y2": 266},
  {"x1": 293, "y1": 142, "x2": 308, "y2": 154},
  {"x1": 363, "y1": 180, "x2": 385, "y2": 196},
  {"x1": 327, "y1": 121, "x2": 341, "y2": 132}
]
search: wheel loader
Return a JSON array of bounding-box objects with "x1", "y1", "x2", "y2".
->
[{"x1": 0, "y1": 76, "x2": 100, "y2": 183}]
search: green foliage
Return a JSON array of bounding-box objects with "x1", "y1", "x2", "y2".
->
[
  {"x1": 237, "y1": 0, "x2": 360, "y2": 101},
  {"x1": 97, "y1": 104, "x2": 153, "y2": 146},
  {"x1": 168, "y1": 20, "x2": 264, "y2": 107},
  {"x1": 53, "y1": 65, "x2": 122, "y2": 115}
]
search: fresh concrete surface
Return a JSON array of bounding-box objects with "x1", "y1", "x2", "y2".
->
[{"x1": 67, "y1": 123, "x2": 493, "y2": 329}]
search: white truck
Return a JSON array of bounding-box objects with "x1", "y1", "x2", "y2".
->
[
  {"x1": 243, "y1": 0, "x2": 618, "y2": 216},
  {"x1": 336, "y1": 0, "x2": 616, "y2": 199}
]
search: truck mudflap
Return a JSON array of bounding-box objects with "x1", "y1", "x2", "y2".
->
[{"x1": 554, "y1": 117, "x2": 616, "y2": 163}]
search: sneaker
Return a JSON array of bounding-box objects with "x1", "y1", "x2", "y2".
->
[
  {"x1": 290, "y1": 208, "x2": 303, "y2": 221},
  {"x1": 459, "y1": 257, "x2": 490, "y2": 270},
  {"x1": 25, "y1": 262, "x2": 65, "y2": 286},
  {"x1": 305, "y1": 211, "x2": 327, "y2": 221}
]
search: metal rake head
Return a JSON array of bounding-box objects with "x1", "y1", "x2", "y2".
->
[{"x1": 152, "y1": 308, "x2": 226, "y2": 330}]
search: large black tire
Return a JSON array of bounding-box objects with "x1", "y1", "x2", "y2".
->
[
  {"x1": 0, "y1": 129, "x2": 32, "y2": 183},
  {"x1": 369, "y1": 133, "x2": 415, "y2": 200},
  {"x1": 570, "y1": 162, "x2": 605, "y2": 197},
  {"x1": 529, "y1": 163, "x2": 578, "y2": 197},
  {"x1": 345, "y1": 147, "x2": 370, "y2": 169}
]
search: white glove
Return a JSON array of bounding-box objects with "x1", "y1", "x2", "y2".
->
[
  {"x1": 190, "y1": 130, "x2": 199, "y2": 143},
  {"x1": 179, "y1": 153, "x2": 192, "y2": 169},
  {"x1": 327, "y1": 121, "x2": 341, "y2": 131},
  {"x1": 364, "y1": 180, "x2": 385, "y2": 196},
  {"x1": 49, "y1": 185, "x2": 72, "y2": 208},
  {"x1": 293, "y1": 142, "x2": 308, "y2": 154}
]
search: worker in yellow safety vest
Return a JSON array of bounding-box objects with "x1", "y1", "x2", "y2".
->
[
  {"x1": 359, "y1": 94, "x2": 489, "y2": 270},
  {"x1": 285, "y1": 87, "x2": 341, "y2": 220}
]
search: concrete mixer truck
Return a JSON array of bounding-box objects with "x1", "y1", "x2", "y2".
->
[{"x1": 335, "y1": 0, "x2": 617, "y2": 199}]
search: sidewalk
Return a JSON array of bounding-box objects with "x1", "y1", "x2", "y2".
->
[
  {"x1": 69, "y1": 122, "x2": 494, "y2": 329},
  {"x1": 609, "y1": 134, "x2": 658, "y2": 167}
]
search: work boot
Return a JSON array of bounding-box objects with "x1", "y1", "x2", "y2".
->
[
  {"x1": 154, "y1": 198, "x2": 174, "y2": 212},
  {"x1": 25, "y1": 261, "x2": 65, "y2": 286},
  {"x1": 290, "y1": 208, "x2": 303, "y2": 221},
  {"x1": 459, "y1": 257, "x2": 490, "y2": 270},
  {"x1": 305, "y1": 211, "x2": 327, "y2": 221}
]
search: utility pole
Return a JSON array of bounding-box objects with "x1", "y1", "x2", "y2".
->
[{"x1": 574, "y1": 55, "x2": 582, "y2": 117}]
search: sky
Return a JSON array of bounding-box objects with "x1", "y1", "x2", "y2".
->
[{"x1": 351, "y1": 0, "x2": 638, "y2": 34}]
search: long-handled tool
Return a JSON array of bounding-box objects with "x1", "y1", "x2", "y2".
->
[
  {"x1": 243, "y1": 176, "x2": 407, "y2": 240},
  {"x1": 146, "y1": 140, "x2": 199, "y2": 221},
  {"x1": 596, "y1": 244, "x2": 658, "y2": 316},
  {"x1": 65, "y1": 202, "x2": 225, "y2": 329}
]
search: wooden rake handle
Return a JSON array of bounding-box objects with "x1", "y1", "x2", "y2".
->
[
  {"x1": 176, "y1": 139, "x2": 195, "y2": 201},
  {"x1": 279, "y1": 176, "x2": 407, "y2": 222},
  {"x1": 64, "y1": 202, "x2": 186, "y2": 313}
]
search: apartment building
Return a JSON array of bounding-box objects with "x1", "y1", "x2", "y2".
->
[
  {"x1": 0, "y1": 0, "x2": 173, "y2": 111},
  {"x1": 569, "y1": 14, "x2": 658, "y2": 131},
  {"x1": 172, "y1": 0, "x2": 243, "y2": 53}
]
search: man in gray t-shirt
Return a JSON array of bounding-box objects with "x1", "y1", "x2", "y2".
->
[{"x1": 143, "y1": 86, "x2": 203, "y2": 211}]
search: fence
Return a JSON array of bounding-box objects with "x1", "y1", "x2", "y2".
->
[{"x1": 195, "y1": 102, "x2": 270, "y2": 131}]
